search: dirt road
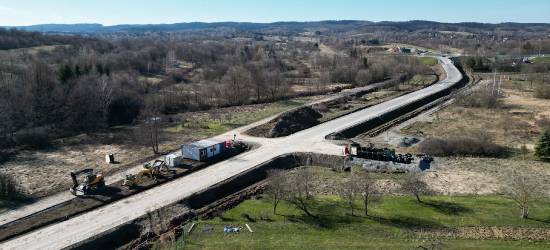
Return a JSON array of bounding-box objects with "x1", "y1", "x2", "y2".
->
[{"x1": 0, "y1": 58, "x2": 460, "y2": 250}]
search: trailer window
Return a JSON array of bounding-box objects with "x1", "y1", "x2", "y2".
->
[{"x1": 201, "y1": 151, "x2": 206, "y2": 156}]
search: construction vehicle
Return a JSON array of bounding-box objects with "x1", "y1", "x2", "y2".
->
[
  {"x1": 70, "y1": 169, "x2": 105, "y2": 195},
  {"x1": 136, "y1": 160, "x2": 169, "y2": 181},
  {"x1": 122, "y1": 173, "x2": 138, "y2": 188}
]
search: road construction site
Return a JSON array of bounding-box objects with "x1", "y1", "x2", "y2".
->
[{"x1": 0, "y1": 57, "x2": 462, "y2": 250}]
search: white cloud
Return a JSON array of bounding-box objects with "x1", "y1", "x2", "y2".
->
[{"x1": 0, "y1": 6, "x2": 15, "y2": 11}]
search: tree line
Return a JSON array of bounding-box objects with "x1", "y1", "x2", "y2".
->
[
  {"x1": 0, "y1": 28, "x2": 431, "y2": 151},
  {"x1": 265, "y1": 167, "x2": 543, "y2": 220}
]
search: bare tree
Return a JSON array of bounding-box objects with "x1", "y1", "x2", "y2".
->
[
  {"x1": 264, "y1": 169, "x2": 286, "y2": 214},
  {"x1": 506, "y1": 172, "x2": 542, "y2": 219},
  {"x1": 355, "y1": 69, "x2": 373, "y2": 87},
  {"x1": 339, "y1": 177, "x2": 360, "y2": 216},
  {"x1": 286, "y1": 168, "x2": 315, "y2": 217},
  {"x1": 520, "y1": 143, "x2": 529, "y2": 161},
  {"x1": 400, "y1": 172, "x2": 431, "y2": 202},
  {"x1": 98, "y1": 75, "x2": 113, "y2": 122},
  {"x1": 222, "y1": 66, "x2": 252, "y2": 106},
  {"x1": 137, "y1": 96, "x2": 165, "y2": 154},
  {"x1": 471, "y1": 179, "x2": 485, "y2": 202},
  {"x1": 358, "y1": 172, "x2": 381, "y2": 216}
]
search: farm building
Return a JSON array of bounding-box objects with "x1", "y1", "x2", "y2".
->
[{"x1": 181, "y1": 139, "x2": 227, "y2": 161}]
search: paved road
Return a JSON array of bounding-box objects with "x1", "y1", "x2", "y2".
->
[
  {"x1": 0, "y1": 58, "x2": 460, "y2": 250},
  {"x1": 0, "y1": 69, "x2": 398, "y2": 228}
]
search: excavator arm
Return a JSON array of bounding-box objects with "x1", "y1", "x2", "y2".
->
[{"x1": 70, "y1": 169, "x2": 93, "y2": 189}]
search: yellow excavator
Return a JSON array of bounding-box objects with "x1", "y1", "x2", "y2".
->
[
  {"x1": 122, "y1": 160, "x2": 169, "y2": 188},
  {"x1": 70, "y1": 169, "x2": 105, "y2": 195}
]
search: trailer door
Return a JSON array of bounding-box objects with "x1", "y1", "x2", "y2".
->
[
  {"x1": 207, "y1": 146, "x2": 214, "y2": 157},
  {"x1": 214, "y1": 144, "x2": 220, "y2": 155}
]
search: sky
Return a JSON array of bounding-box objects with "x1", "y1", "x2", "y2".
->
[{"x1": 0, "y1": 0, "x2": 549, "y2": 27}]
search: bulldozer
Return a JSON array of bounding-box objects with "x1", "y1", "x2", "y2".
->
[{"x1": 70, "y1": 169, "x2": 105, "y2": 195}]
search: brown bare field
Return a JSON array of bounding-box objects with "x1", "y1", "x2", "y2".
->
[
  {"x1": 402, "y1": 80, "x2": 549, "y2": 148},
  {"x1": 397, "y1": 77, "x2": 550, "y2": 195},
  {"x1": 0, "y1": 95, "x2": 327, "y2": 201},
  {"x1": 0, "y1": 128, "x2": 200, "y2": 199}
]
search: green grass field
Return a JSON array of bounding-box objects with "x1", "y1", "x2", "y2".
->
[
  {"x1": 533, "y1": 57, "x2": 550, "y2": 63},
  {"x1": 222, "y1": 195, "x2": 550, "y2": 228},
  {"x1": 420, "y1": 57, "x2": 439, "y2": 66},
  {"x1": 9, "y1": 45, "x2": 67, "y2": 55},
  {"x1": 171, "y1": 222, "x2": 545, "y2": 250},
  {"x1": 165, "y1": 195, "x2": 550, "y2": 249}
]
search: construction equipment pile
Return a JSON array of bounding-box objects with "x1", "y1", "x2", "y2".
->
[{"x1": 346, "y1": 144, "x2": 414, "y2": 164}]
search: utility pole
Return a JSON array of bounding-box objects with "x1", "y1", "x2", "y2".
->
[
  {"x1": 497, "y1": 76, "x2": 502, "y2": 101},
  {"x1": 491, "y1": 70, "x2": 497, "y2": 96}
]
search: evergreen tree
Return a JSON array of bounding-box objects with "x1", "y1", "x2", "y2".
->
[
  {"x1": 534, "y1": 130, "x2": 550, "y2": 159},
  {"x1": 465, "y1": 58, "x2": 476, "y2": 69},
  {"x1": 74, "y1": 64, "x2": 82, "y2": 76},
  {"x1": 58, "y1": 64, "x2": 73, "y2": 85},
  {"x1": 267, "y1": 49, "x2": 276, "y2": 59},
  {"x1": 96, "y1": 61, "x2": 104, "y2": 75},
  {"x1": 475, "y1": 58, "x2": 483, "y2": 69},
  {"x1": 523, "y1": 41, "x2": 532, "y2": 52}
]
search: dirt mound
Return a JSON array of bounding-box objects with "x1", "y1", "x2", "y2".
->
[
  {"x1": 325, "y1": 132, "x2": 347, "y2": 140},
  {"x1": 247, "y1": 106, "x2": 323, "y2": 138},
  {"x1": 389, "y1": 136, "x2": 422, "y2": 148}
]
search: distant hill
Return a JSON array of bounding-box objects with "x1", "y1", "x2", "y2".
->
[{"x1": 3, "y1": 20, "x2": 550, "y2": 35}]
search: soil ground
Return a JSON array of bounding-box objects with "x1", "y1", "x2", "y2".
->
[
  {"x1": 353, "y1": 74, "x2": 550, "y2": 197},
  {"x1": 0, "y1": 98, "x2": 318, "y2": 204},
  {"x1": 0, "y1": 145, "x2": 247, "y2": 243}
]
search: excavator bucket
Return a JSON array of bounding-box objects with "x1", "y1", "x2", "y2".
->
[{"x1": 70, "y1": 169, "x2": 105, "y2": 195}]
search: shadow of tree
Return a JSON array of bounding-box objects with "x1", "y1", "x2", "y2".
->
[
  {"x1": 527, "y1": 217, "x2": 550, "y2": 224},
  {"x1": 283, "y1": 201, "x2": 369, "y2": 230},
  {"x1": 369, "y1": 215, "x2": 443, "y2": 228},
  {"x1": 422, "y1": 199, "x2": 472, "y2": 216}
]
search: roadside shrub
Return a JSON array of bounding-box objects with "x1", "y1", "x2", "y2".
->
[
  {"x1": 0, "y1": 151, "x2": 9, "y2": 164},
  {"x1": 470, "y1": 128, "x2": 494, "y2": 143},
  {"x1": 456, "y1": 90, "x2": 499, "y2": 109},
  {"x1": 311, "y1": 103, "x2": 329, "y2": 113},
  {"x1": 514, "y1": 120, "x2": 531, "y2": 130},
  {"x1": 453, "y1": 107, "x2": 466, "y2": 115},
  {"x1": 16, "y1": 130, "x2": 51, "y2": 150},
  {"x1": 0, "y1": 173, "x2": 19, "y2": 201},
  {"x1": 240, "y1": 213, "x2": 250, "y2": 220},
  {"x1": 419, "y1": 137, "x2": 505, "y2": 157},
  {"x1": 537, "y1": 118, "x2": 550, "y2": 132},
  {"x1": 534, "y1": 85, "x2": 550, "y2": 99}
]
